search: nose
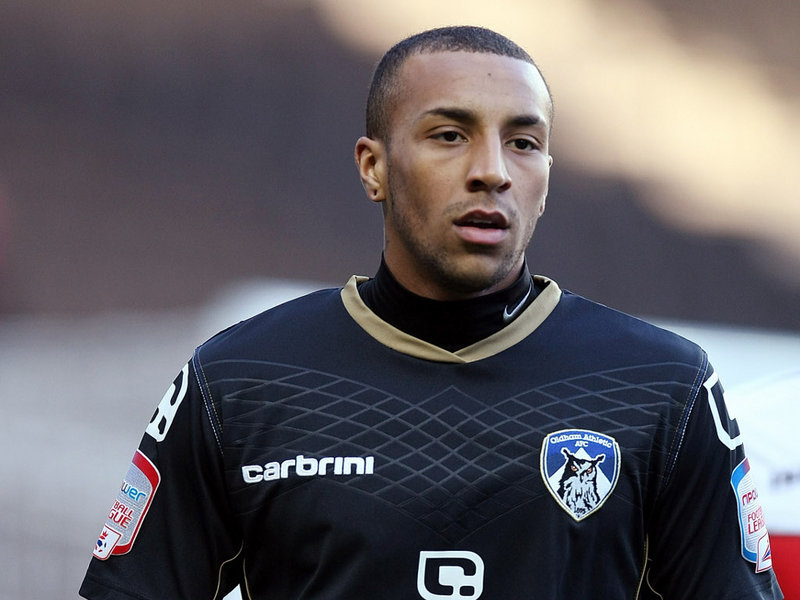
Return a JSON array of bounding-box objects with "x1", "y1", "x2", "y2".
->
[{"x1": 467, "y1": 137, "x2": 511, "y2": 193}]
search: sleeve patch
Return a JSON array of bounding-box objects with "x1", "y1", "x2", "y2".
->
[
  {"x1": 731, "y1": 457, "x2": 773, "y2": 572},
  {"x1": 93, "y1": 449, "x2": 160, "y2": 560}
]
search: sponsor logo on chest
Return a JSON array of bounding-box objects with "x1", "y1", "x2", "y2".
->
[{"x1": 242, "y1": 454, "x2": 375, "y2": 483}]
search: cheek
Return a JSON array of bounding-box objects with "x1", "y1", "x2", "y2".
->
[
  {"x1": 519, "y1": 171, "x2": 550, "y2": 219},
  {"x1": 524, "y1": 196, "x2": 546, "y2": 224},
  {"x1": 389, "y1": 164, "x2": 441, "y2": 213}
]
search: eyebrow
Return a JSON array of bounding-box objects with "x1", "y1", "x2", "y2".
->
[
  {"x1": 421, "y1": 107, "x2": 546, "y2": 130},
  {"x1": 507, "y1": 114, "x2": 545, "y2": 128},
  {"x1": 422, "y1": 107, "x2": 477, "y2": 124}
]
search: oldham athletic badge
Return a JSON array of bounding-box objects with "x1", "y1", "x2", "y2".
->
[{"x1": 540, "y1": 429, "x2": 621, "y2": 521}]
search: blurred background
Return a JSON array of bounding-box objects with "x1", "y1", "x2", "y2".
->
[{"x1": 0, "y1": 0, "x2": 798, "y2": 598}]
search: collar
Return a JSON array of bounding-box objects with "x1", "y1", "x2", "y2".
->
[{"x1": 348, "y1": 259, "x2": 560, "y2": 358}]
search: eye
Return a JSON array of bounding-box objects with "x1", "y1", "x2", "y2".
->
[
  {"x1": 432, "y1": 130, "x2": 466, "y2": 143},
  {"x1": 508, "y1": 137, "x2": 537, "y2": 151}
]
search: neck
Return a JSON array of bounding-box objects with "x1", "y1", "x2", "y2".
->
[
  {"x1": 357, "y1": 257, "x2": 537, "y2": 351},
  {"x1": 381, "y1": 251, "x2": 525, "y2": 302}
]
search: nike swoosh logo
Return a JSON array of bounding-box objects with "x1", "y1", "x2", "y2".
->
[{"x1": 502, "y1": 281, "x2": 533, "y2": 323}]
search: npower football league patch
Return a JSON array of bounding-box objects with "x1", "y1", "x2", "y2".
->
[
  {"x1": 93, "y1": 450, "x2": 160, "y2": 559},
  {"x1": 731, "y1": 457, "x2": 773, "y2": 572},
  {"x1": 540, "y1": 429, "x2": 621, "y2": 521}
]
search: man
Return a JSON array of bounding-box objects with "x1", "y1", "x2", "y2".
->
[{"x1": 80, "y1": 26, "x2": 783, "y2": 599}]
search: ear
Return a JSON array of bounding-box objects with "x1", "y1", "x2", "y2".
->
[
  {"x1": 538, "y1": 154, "x2": 554, "y2": 216},
  {"x1": 355, "y1": 136, "x2": 387, "y2": 203}
]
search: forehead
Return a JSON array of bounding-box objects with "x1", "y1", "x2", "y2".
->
[{"x1": 390, "y1": 51, "x2": 551, "y2": 130}]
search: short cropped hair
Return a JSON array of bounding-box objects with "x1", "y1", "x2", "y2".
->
[{"x1": 365, "y1": 26, "x2": 552, "y2": 141}]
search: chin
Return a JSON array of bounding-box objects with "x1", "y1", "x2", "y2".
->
[{"x1": 442, "y1": 261, "x2": 515, "y2": 296}]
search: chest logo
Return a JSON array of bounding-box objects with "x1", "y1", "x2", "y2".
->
[
  {"x1": 417, "y1": 551, "x2": 484, "y2": 600},
  {"x1": 540, "y1": 429, "x2": 621, "y2": 521}
]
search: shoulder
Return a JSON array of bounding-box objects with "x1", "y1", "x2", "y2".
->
[
  {"x1": 552, "y1": 288, "x2": 707, "y2": 369},
  {"x1": 195, "y1": 285, "x2": 345, "y2": 363}
]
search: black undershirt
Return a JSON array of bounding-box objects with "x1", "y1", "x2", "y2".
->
[{"x1": 357, "y1": 258, "x2": 539, "y2": 352}]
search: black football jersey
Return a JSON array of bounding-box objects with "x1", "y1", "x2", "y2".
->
[{"x1": 80, "y1": 276, "x2": 783, "y2": 599}]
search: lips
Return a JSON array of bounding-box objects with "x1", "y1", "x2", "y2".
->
[
  {"x1": 454, "y1": 210, "x2": 508, "y2": 229},
  {"x1": 453, "y1": 210, "x2": 509, "y2": 245}
]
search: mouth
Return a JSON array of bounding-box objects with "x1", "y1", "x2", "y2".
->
[
  {"x1": 453, "y1": 210, "x2": 510, "y2": 245},
  {"x1": 453, "y1": 210, "x2": 509, "y2": 230}
]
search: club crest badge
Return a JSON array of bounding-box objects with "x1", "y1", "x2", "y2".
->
[{"x1": 540, "y1": 429, "x2": 621, "y2": 521}]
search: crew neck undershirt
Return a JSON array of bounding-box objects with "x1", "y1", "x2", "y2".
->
[{"x1": 356, "y1": 258, "x2": 539, "y2": 352}]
